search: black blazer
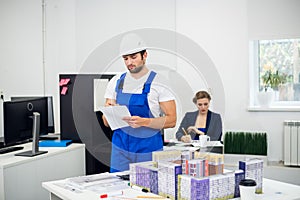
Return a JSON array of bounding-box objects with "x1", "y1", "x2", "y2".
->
[{"x1": 175, "y1": 110, "x2": 222, "y2": 141}]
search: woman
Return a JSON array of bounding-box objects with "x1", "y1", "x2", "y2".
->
[{"x1": 176, "y1": 91, "x2": 222, "y2": 142}]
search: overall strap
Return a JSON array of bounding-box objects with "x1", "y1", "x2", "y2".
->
[
  {"x1": 142, "y1": 71, "x2": 157, "y2": 94},
  {"x1": 115, "y1": 73, "x2": 126, "y2": 92}
]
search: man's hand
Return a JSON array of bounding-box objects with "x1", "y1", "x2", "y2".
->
[
  {"x1": 105, "y1": 99, "x2": 117, "y2": 106},
  {"x1": 122, "y1": 116, "x2": 150, "y2": 128},
  {"x1": 102, "y1": 98, "x2": 117, "y2": 127}
]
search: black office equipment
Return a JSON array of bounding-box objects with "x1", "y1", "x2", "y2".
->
[
  {"x1": 15, "y1": 112, "x2": 48, "y2": 157},
  {"x1": 4, "y1": 97, "x2": 48, "y2": 146},
  {"x1": 117, "y1": 174, "x2": 130, "y2": 181},
  {"x1": 59, "y1": 74, "x2": 115, "y2": 174},
  {"x1": 0, "y1": 146, "x2": 24, "y2": 154},
  {"x1": 3, "y1": 97, "x2": 48, "y2": 156},
  {"x1": 39, "y1": 134, "x2": 59, "y2": 140},
  {"x1": 0, "y1": 137, "x2": 4, "y2": 148},
  {"x1": 11, "y1": 96, "x2": 55, "y2": 134}
]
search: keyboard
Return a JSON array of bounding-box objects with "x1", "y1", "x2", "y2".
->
[{"x1": 0, "y1": 146, "x2": 24, "y2": 154}]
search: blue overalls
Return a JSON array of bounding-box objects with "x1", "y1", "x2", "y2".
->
[{"x1": 110, "y1": 71, "x2": 163, "y2": 172}]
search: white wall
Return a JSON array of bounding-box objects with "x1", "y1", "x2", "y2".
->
[
  {"x1": 0, "y1": 0, "x2": 44, "y2": 139},
  {"x1": 0, "y1": 0, "x2": 43, "y2": 97},
  {"x1": 248, "y1": 0, "x2": 300, "y2": 39},
  {"x1": 1, "y1": 0, "x2": 300, "y2": 162}
]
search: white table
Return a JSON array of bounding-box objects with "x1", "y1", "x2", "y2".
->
[
  {"x1": 0, "y1": 142, "x2": 86, "y2": 200},
  {"x1": 234, "y1": 178, "x2": 300, "y2": 199},
  {"x1": 43, "y1": 175, "x2": 300, "y2": 200},
  {"x1": 163, "y1": 140, "x2": 223, "y2": 154},
  {"x1": 42, "y1": 173, "x2": 166, "y2": 200}
]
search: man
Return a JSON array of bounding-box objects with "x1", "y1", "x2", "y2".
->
[{"x1": 103, "y1": 33, "x2": 177, "y2": 172}]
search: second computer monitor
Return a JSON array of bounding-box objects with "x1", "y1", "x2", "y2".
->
[
  {"x1": 11, "y1": 96, "x2": 55, "y2": 134},
  {"x1": 3, "y1": 97, "x2": 48, "y2": 146}
]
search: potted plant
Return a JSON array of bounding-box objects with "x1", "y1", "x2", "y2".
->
[
  {"x1": 257, "y1": 69, "x2": 287, "y2": 106},
  {"x1": 224, "y1": 131, "x2": 268, "y2": 166},
  {"x1": 261, "y1": 69, "x2": 287, "y2": 92},
  {"x1": 224, "y1": 131, "x2": 267, "y2": 156}
]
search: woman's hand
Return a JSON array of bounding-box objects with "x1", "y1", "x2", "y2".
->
[
  {"x1": 181, "y1": 135, "x2": 192, "y2": 143},
  {"x1": 187, "y1": 126, "x2": 205, "y2": 135}
]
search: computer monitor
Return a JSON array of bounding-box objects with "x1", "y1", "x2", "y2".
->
[
  {"x1": 3, "y1": 97, "x2": 48, "y2": 147},
  {"x1": 11, "y1": 96, "x2": 55, "y2": 134}
]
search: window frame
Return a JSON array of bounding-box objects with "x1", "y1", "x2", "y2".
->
[{"x1": 248, "y1": 40, "x2": 300, "y2": 112}]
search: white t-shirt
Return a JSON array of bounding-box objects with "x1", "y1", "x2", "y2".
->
[{"x1": 104, "y1": 70, "x2": 175, "y2": 117}]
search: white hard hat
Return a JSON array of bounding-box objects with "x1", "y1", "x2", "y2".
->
[{"x1": 119, "y1": 33, "x2": 147, "y2": 56}]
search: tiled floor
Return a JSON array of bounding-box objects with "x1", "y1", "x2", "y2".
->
[{"x1": 264, "y1": 164, "x2": 300, "y2": 186}]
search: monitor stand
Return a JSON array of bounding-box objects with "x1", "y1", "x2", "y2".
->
[{"x1": 15, "y1": 112, "x2": 48, "y2": 157}]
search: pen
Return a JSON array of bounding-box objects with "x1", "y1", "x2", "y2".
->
[
  {"x1": 131, "y1": 184, "x2": 149, "y2": 193},
  {"x1": 182, "y1": 127, "x2": 189, "y2": 135},
  {"x1": 100, "y1": 190, "x2": 123, "y2": 198}
]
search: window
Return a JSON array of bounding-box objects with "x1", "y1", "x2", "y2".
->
[
  {"x1": 250, "y1": 39, "x2": 300, "y2": 110},
  {"x1": 258, "y1": 39, "x2": 300, "y2": 101}
]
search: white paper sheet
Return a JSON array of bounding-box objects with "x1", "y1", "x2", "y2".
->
[{"x1": 99, "y1": 106, "x2": 131, "y2": 130}]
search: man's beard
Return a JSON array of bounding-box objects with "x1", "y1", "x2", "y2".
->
[{"x1": 129, "y1": 65, "x2": 144, "y2": 73}]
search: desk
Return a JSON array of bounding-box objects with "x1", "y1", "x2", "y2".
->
[
  {"x1": 43, "y1": 176, "x2": 300, "y2": 200},
  {"x1": 0, "y1": 142, "x2": 85, "y2": 200},
  {"x1": 235, "y1": 179, "x2": 300, "y2": 199},
  {"x1": 43, "y1": 173, "x2": 167, "y2": 200},
  {"x1": 163, "y1": 140, "x2": 223, "y2": 154}
]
